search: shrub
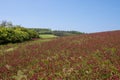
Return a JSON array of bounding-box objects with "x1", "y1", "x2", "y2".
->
[{"x1": 0, "y1": 26, "x2": 39, "y2": 44}]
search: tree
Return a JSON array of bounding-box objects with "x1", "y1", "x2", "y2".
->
[
  {"x1": 0, "y1": 21, "x2": 7, "y2": 27},
  {"x1": 0, "y1": 21, "x2": 13, "y2": 27}
]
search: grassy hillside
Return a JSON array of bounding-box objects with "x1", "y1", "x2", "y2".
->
[
  {"x1": 0, "y1": 30, "x2": 120, "y2": 79},
  {"x1": 39, "y1": 34, "x2": 57, "y2": 39}
]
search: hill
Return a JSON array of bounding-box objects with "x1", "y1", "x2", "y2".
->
[
  {"x1": 30, "y1": 28, "x2": 83, "y2": 37},
  {"x1": 0, "y1": 30, "x2": 120, "y2": 79}
]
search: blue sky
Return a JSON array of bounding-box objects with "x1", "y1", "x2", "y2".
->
[{"x1": 0, "y1": 0, "x2": 120, "y2": 33}]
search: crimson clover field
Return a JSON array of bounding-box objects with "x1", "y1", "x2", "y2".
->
[{"x1": 0, "y1": 30, "x2": 120, "y2": 80}]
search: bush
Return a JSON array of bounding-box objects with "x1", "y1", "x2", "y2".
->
[{"x1": 0, "y1": 26, "x2": 39, "y2": 44}]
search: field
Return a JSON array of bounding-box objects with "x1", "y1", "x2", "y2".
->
[
  {"x1": 39, "y1": 34, "x2": 57, "y2": 39},
  {"x1": 0, "y1": 30, "x2": 120, "y2": 80}
]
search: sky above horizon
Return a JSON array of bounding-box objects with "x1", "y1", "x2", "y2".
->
[{"x1": 0, "y1": 0, "x2": 120, "y2": 33}]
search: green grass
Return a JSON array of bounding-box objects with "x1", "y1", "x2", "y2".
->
[
  {"x1": 39, "y1": 34, "x2": 57, "y2": 39},
  {"x1": 0, "y1": 38, "x2": 53, "y2": 56}
]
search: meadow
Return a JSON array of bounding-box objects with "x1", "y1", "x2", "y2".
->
[
  {"x1": 0, "y1": 30, "x2": 120, "y2": 80},
  {"x1": 39, "y1": 34, "x2": 57, "y2": 39}
]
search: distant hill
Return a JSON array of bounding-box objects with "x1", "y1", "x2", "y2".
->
[{"x1": 30, "y1": 28, "x2": 84, "y2": 37}]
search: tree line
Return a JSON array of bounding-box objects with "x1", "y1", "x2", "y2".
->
[{"x1": 30, "y1": 28, "x2": 83, "y2": 37}]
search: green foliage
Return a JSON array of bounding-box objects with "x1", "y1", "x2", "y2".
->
[
  {"x1": 27, "y1": 29, "x2": 39, "y2": 38},
  {"x1": 53, "y1": 30, "x2": 83, "y2": 36},
  {"x1": 0, "y1": 26, "x2": 39, "y2": 44},
  {"x1": 30, "y1": 28, "x2": 53, "y2": 34}
]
